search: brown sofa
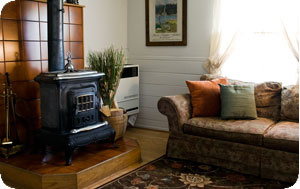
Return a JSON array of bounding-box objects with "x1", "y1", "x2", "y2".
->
[{"x1": 158, "y1": 74, "x2": 299, "y2": 183}]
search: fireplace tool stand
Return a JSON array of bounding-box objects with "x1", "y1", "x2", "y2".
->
[{"x1": 0, "y1": 73, "x2": 23, "y2": 159}]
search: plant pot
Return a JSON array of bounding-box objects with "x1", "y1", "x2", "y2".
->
[{"x1": 101, "y1": 108, "x2": 128, "y2": 141}]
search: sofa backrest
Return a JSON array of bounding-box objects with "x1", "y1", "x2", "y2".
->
[{"x1": 200, "y1": 74, "x2": 282, "y2": 121}]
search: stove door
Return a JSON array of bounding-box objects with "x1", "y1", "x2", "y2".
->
[{"x1": 68, "y1": 87, "x2": 99, "y2": 129}]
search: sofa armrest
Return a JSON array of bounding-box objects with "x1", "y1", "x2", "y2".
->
[{"x1": 157, "y1": 94, "x2": 192, "y2": 135}]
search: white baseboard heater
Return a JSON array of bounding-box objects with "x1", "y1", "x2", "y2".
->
[{"x1": 115, "y1": 64, "x2": 139, "y2": 116}]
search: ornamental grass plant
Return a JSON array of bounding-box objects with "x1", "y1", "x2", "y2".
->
[{"x1": 87, "y1": 46, "x2": 125, "y2": 109}]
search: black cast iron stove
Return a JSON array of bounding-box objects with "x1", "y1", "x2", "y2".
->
[
  {"x1": 34, "y1": 0, "x2": 115, "y2": 165},
  {"x1": 35, "y1": 69, "x2": 116, "y2": 166}
]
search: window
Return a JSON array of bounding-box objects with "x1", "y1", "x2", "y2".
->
[{"x1": 208, "y1": 0, "x2": 299, "y2": 85}]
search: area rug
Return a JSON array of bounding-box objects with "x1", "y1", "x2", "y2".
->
[{"x1": 99, "y1": 156, "x2": 292, "y2": 189}]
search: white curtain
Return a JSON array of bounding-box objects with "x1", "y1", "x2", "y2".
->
[
  {"x1": 281, "y1": 1, "x2": 299, "y2": 62},
  {"x1": 205, "y1": 0, "x2": 238, "y2": 74},
  {"x1": 206, "y1": 0, "x2": 300, "y2": 86}
]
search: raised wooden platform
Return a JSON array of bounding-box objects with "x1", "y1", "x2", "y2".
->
[{"x1": 0, "y1": 138, "x2": 141, "y2": 189}]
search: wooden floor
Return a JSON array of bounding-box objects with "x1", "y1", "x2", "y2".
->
[{"x1": 90, "y1": 127, "x2": 169, "y2": 188}]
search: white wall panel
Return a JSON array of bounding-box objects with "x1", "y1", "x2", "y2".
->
[
  {"x1": 127, "y1": 0, "x2": 214, "y2": 131},
  {"x1": 129, "y1": 57, "x2": 206, "y2": 75},
  {"x1": 140, "y1": 71, "x2": 201, "y2": 87},
  {"x1": 138, "y1": 107, "x2": 167, "y2": 122},
  {"x1": 140, "y1": 84, "x2": 188, "y2": 97},
  {"x1": 139, "y1": 95, "x2": 161, "y2": 108},
  {"x1": 135, "y1": 118, "x2": 169, "y2": 131},
  {"x1": 82, "y1": 0, "x2": 128, "y2": 66},
  {"x1": 83, "y1": 0, "x2": 214, "y2": 131}
]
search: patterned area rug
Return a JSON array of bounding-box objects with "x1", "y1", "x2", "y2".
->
[{"x1": 99, "y1": 156, "x2": 291, "y2": 189}]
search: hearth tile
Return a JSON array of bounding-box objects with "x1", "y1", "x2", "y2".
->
[
  {"x1": 24, "y1": 99, "x2": 41, "y2": 118},
  {"x1": 5, "y1": 62, "x2": 25, "y2": 81},
  {"x1": 4, "y1": 42, "x2": 21, "y2": 62},
  {"x1": 64, "y1": 42, "x2": 70, "y2": 58},
  {"x1": 0, "y1": 19, "x2": 2, "y2": 40},
  {"x1": 21, "y1": 1, "x2": 39, "y2": 21},
  {"x1": 70, "y1": 42, "x2": 83, "y2": 58},
  {"x1": 0, "y1": 63, "x2": 4, "y2": 82},
  {"x1": 64, "y1": 24, "x2": 70, "y2": 41},
  {"x1": 2, "y1": 20, "x2": 19, "y2": 41},
  {"x1": 70, "y1": 24, "x2": 83, "y2": 41},
  {"x1": 39, "y1": 2, "x2": 47, "y2": 22},
  {"x1": 0, "y1": 43, "x2": 4, "y2": 62},
  {"x1": 41, "y1": 61, "x2": 48, "y2": 72},
  {"x1": 64, "y1": 6, "x2": 70, "y2": 24},
  {"x1": 23, "y1": 42, "x2": 41, "y2": 61},
  {"x1": 40, "y1": 22, "x2": 47, "y2": 41},
  {"x1": 41, "y1": 42, "x2": 48, "y2": 60},
  {"x1": 69, "y1": 7, "x2": 82, "y2": 24},
  {"x1": 23, "y1": 21, "x2": 40, "y2": 41},
  {"x1": 12, "y1": 80, "x2": 40, "y2": 100},
  {"x1": 23, "y1": 61, "x2": 42, "y2": 80},
  {"x1": 72, "y1": 59, "x2": 84, "y2": 70}
]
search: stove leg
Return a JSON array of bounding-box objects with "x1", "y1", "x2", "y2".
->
[
  {"x1": 65, "y1": 147, "x2": 73, "y2": 166},
  {"x1": 42, "y1": 145, "x2": 53, "y2": 163},
  {"x1": 111, "y1": 132, "x2": 118, "y2": 148}
]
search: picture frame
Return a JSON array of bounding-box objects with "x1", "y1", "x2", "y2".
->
[{"x1": 146, "y1": 0, "x2": 187, "y2": 46}]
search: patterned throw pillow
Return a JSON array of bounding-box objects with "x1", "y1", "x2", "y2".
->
[
  {"x1": 219, "y1": 84, "x2": 257, "y2": 120},
  {"x1": 281, "y1": 85, "x2": 299, "y2": 121},
  {"x1": 186, "y1": 78, "x2": 228, "y2": 117}
]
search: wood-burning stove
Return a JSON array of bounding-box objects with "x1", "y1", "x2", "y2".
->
[
  {"x1": 36, "y1": 71, "x2": 103, "y2": 134},
  {"x1": 35, "y1": 70, "x2": 116, "y2": 166},
  {"x1": 34, "y1": 0, "x2": 116, "y2": 165}
]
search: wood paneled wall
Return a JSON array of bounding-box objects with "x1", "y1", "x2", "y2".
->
[{"x1": 0, "y1": 0, "x2": 84, "y2": 143}]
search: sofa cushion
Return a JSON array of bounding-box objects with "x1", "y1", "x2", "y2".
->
[
  {"x1": 200, "y1": 74, "x2": 282, "y2": 120},
  {"x1": 281, "y1": 85, "x2": 299, "y2": 121},
  {"x1": 186, "y1": 78, "x2": 228, "y2": 117},
  {"x1": 183, "y1": 117, "x2": 275, "y2": 146},
  {"x1": 219, "y1": 84, "x2": 257, "y2": 120},
  {"x1": 263, "y1": 121, "x2": 299, "y2": 153}
]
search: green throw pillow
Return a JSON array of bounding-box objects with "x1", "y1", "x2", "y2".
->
[{"x1": 219, "y1": 84, "x2": 257, "y2": 120}]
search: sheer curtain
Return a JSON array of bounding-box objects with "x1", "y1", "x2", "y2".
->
[
  {"x1": 205, "y1": 0, "x2": 239, "y2": 74},
  {"x1": 206, "y1": 0, "x2": 299, "y2": 86}
]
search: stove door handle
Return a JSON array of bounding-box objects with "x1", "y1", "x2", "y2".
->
[{"x1": 70, "y1": 121, "x2": 108, "y2": 134}]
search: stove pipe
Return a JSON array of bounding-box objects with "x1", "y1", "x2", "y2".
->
[{"x1": 47, "y1": 0, "x2": 65, "y2": 72}]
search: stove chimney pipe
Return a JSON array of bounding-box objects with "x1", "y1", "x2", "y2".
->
[{"x1": 47, "y1": 0, "x2": 65, "y2": 72}]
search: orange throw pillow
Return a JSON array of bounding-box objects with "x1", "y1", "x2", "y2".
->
[{"x1": 186, "y1": 78, "x2": 228, "y2": 117}]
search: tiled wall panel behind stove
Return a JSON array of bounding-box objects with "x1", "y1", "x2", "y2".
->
[{"x1": 0, "y1": 0, "x2": 85, "y2": 143}]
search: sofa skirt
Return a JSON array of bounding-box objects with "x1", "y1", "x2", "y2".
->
[{"x1": 167, "y1": 134, "x2": 298, "y2": 183}]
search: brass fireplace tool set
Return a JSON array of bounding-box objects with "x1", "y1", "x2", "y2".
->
[{"x1": 0, "y1": 73, "x2": 23, "y2": 158}]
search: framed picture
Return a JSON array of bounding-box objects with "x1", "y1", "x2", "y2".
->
[{"x1": 146, "y1": 0, "x2": 187, "y2": 46}]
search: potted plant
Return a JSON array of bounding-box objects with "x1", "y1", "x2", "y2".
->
[{"x1": 87, "y1": 46, "x2": 127, "y2": 140}]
